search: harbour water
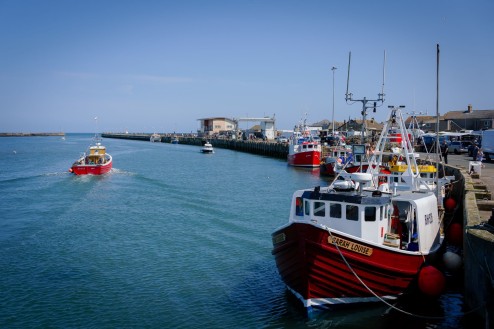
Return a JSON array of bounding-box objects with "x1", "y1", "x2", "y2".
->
[{"x1": 0, "y1": 134, "x2": 470, "y2": 328}]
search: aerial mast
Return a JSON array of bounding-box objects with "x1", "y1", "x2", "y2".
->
[{"x1": 345, "y1": 51, "x2": 386, "y2": 144}]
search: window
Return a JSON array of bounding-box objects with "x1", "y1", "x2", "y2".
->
[
  {"x1": 314, "y1": 202, "x2": 325, "y2": 217},
  {"x1": 295, "y1": 197, "x2": 303, "y2": 216},
  {"x1": 330, "y1": 203, "x2": 342, "y2": 218},
  {"x1": 346, "y1": 205, "x2": 359, "y2": 221},
  {"x1": 305, "y1": 200, "x2": 310, "y2": 216},
  {"x1": 364, "y1": 207, "x2": 376, "y2": 222}
]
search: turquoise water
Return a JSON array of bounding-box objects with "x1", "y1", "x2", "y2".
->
[{"x1": 0, "y1": 135, "x2": 468, "y2": 328}]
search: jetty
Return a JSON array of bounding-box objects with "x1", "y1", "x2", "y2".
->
[
  {"x1": 101, "y1": 133, "x2": 289, "y2": 159},
  {"x1": 0, "y1": 132, "x2": 65, "y2": 137}
]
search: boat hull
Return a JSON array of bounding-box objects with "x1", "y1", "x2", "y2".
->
[
  {"x1": 320, "y1": 161, "x2": 336, "y2": 176},
  {"x1": 272, "y1": 222, "x2": 425, "y2": 309},
  {"x1": 287, "y1": 151, "x2": 321, "y2": 168},
  {"x1": 70, "y1": 158, "x2": 112, "y2": 175}
]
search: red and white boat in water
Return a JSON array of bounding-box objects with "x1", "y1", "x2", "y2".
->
[
  {"x1": 272, "y1": 105, "x2": 455, "y2": 310},
  {"x1": 69, "y1": 136, "x2": 112, "y2": 175},
  {"x1": 287, "y1": 118, "x2": 321, "y2": 168}
]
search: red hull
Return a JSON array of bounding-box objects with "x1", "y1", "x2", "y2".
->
[
  {"x1": 320, "y1": 163, "x2": 390, "y2": 176},
  {"x1": 287, "y1": 151, "x2": 321, "y2": 168},
  {"x1": 272, "y1": 222, "x2": 425, "y2": 308},
  {"x1": 70, "y1": 160, "x2": 112, "y2": 175},
  {"x1": 319, "y1": 162, "x2": 336, "y2": 176}
]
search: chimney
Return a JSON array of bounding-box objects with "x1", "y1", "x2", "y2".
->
[{"x1": 468, "y1": 104, "x2": 473, "y2": 113}]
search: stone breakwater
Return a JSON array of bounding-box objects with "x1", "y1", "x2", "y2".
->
[{"x1": 0, "y1": 132, "x2": 65, "y2": 137}]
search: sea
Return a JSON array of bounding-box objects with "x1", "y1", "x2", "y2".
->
[{"x1": 0, "y1": 134, "x2": 473, "y2": 328}]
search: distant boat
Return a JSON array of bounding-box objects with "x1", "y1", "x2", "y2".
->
[
  {"x1": 287, "y1": 116, "x2": 321, "y2": 168},
  {"x1": 150, "y1": 133, "x2": 161, "y2": 142},
  {"x1": 69, "y1": 136, "x2": 112, "y2": 175},
  {"x1": 201, "y1": 141, "x2": 214, "y2": 153},
  {"x1": 171, "y1": 137, "x2": 179, "y2": 144}
]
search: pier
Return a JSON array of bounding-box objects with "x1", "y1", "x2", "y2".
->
[
  {"x1": 101, "y1": 133, "x2": 289, "y2": 159},
  {"x1": 102, "y1": 132, "x2": 494, "y2": 327},
  {"x1": 0, "y1": 132, "x2": 65, "y2": 137}
]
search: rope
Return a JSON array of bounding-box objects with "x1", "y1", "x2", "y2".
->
[{"x1": 320, "y1": 224, "x2": 475, "y2": 320}]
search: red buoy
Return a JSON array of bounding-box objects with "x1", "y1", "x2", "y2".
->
[
  {"x1": 418, "y1": 265, "x2": 445, "y2": 297},
  {"x1": 444, "y1": 198, "x2": 456, "y2": 212},
  {"x1": 447, "y1": 222, "x2": 463, "y2": 246}
]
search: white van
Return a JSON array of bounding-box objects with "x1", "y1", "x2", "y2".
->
[{"x1": 481, "y1": 129, "x2": 494, "y2": 162}]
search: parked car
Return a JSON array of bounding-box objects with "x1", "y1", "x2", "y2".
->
[
  {"x1": 276, "y1": 136, "x2": 288, "y2": 143},
  {"x1": 448, "y1": 141, "x2": 468, "y2": 154}
]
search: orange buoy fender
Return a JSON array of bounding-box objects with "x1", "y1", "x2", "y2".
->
[
  {"x1": 418, "y1": 265, "x2": 445, "y2": 297},
  {"x1": 444, "y1": 197, "x2": 456, "y2": 212},
  {"x1": 446, "y1": 222, "x2": 463, "y2": 246}
]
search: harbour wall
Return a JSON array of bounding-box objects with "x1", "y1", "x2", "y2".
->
[
  {"x1": 463, "y1": 171, "x2": 494, "y2": 328},
  {"x1": 0, "y1": 132, "x2": 65, "y2": 137},
  {"x1": 101, "y1": 133, "x2": 289, "y2": 159}
]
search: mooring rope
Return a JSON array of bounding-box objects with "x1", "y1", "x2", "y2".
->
[{"x1": 319, "y1": 224, "x2": 481, "y2": 320}]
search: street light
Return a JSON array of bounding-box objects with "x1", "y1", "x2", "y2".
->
[{"x1": 331, "y1": 66, "x2": 337, "y2": 135}]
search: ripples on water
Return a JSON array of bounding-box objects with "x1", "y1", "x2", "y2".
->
[{"x1": 0, "y1": 135, "x2": 469, "y2": 328}]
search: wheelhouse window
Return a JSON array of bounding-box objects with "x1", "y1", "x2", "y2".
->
[
  {"x1": 346, "y1": 204, "x2": 359, "y2": 221},
  {"x1": 314, "y1": 201, "x2": 325, "y2": 217},
  {"x1": 364, "y1": 206, "x2": 376, "y2": 222},
  {"x1": 304, "y1": 200, "x2": 310, "y2": 216},
  {"x1": 330, "y1": 203, "x2": 342, "y2": 218}
]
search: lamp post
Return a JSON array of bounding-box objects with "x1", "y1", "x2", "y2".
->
[{"x1": 331, "y1": 66, "x2": 337, "y2": 135}]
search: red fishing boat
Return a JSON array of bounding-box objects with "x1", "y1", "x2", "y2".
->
[
  {"x1": 272, "y1": 105, "x2": 454, "y2": 310},
  {"x1": 287, "y1": 117, "x2": 321, "y2": 168},
  {"x1": 69, "y1": 137, "x2": 112, "y2": 175}
]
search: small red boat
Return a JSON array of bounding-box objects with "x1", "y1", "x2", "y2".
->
[
  {"x1": 69, "y1": 139, "x2": 112, "y2": 175},
  {"x1": 287, "y1": 117, "x2": 321, "y2": 168}
]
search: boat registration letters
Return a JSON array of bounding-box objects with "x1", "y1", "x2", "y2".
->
[{"x1": 328, "y1": 236, "x2": 373, "y2": 256}]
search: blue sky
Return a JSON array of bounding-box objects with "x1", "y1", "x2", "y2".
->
[{"x1": 1, "y1": 0, "x2": 493, "y2": 133}]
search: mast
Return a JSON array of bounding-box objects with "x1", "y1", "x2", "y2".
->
[
  {"x1": 331, "y1": 66, "x2": 337, "y2": 135},
  {"x1": 345, "y1": 51, "x2": 386, "y2": 144},
  {"x1": 435, "y1": 44, "x2": 440, "y2": 194}
]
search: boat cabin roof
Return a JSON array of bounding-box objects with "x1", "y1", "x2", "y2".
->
[{"x1": 301, "y1": 189, "x2": 390, "y2": 205}]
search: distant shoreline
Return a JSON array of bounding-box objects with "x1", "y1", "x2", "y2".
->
[{"x1": 0, "y1": 132, "x2": 65, "y2": 137}]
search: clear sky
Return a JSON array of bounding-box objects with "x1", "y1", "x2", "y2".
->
[{"x1": 1, "y1": 0, "x2": 493, "y2": 133}]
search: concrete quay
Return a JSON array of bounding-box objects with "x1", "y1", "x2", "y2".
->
[{"x1": 446, "y1": 153, "x2": 494, "y2": 328}]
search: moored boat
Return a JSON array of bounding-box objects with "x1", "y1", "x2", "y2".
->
[
  {"x1": 287, "y1": 117, "x2": 321, "y2": 168},
  {"x1": 320, "y1": 145, "x2": 352, "y2": 176},
  {"x1": 69, "y1": 137, "x2": 112, "y2": 175},
  {"x1": 150, "y1": 133, "x2": 161, "y2": 142},
  {"x1": 272, "y1": 105, "x2": 454, "y2": 310}
]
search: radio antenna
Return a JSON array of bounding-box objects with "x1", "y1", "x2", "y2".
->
[
  {"x1": 380, "y1": 50, "x2": 386, "y2": 99},
  {"x1": 345, "y1": 51, "x2": 386, "y2": 143},
  {"x1": 345, "y1": 52, "x2": 352, "y2": 101}
]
